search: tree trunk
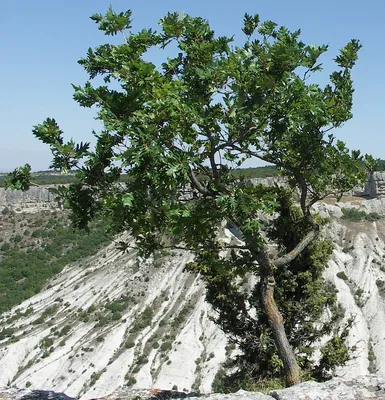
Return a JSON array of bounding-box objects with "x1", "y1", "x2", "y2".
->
[{"x1": 261, "y1": 272, "x2": 300, "y2": 387}]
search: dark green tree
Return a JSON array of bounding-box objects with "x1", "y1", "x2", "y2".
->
[{"x1": 7, "y1": 8, "x2": 366, "y2": 386}]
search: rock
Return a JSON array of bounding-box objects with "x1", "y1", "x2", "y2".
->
[
  {"x1": 0, "y1": 390, "x2": 76, "y2": 400},
  {"x1": 0, "y1": 389, "x2": 271, "y2": 400},
  {"x1": 3, "y1": 377, "x2": 385, "y2": 399},
  {"x1": 0, "y1": 187, "x2": 59, "y2": 213},
  {"x1": 366, "y1": 172, "x2": 385, "y2": 198},
  {"x1": 199, "y1": 389, "x2": 271, "y2": 399},
  {"x1": 269, "y1": 376, "x2": 385, "y2": 400}
]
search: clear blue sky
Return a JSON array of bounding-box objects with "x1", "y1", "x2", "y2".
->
[{"x1": 1, "y1": 0, "x2": 384, "y2": 171}]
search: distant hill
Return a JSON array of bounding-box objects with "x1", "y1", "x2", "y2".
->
[
  {"x1": 0, "y1": 166, "x2": 280, "y2": 188},
  {"x1": 3, "y1": 160, "x2": 385, "y2": 188}
]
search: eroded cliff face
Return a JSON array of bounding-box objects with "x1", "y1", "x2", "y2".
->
[
  {"x1": 316, "y1": 198, "x2": 385, "y2": 380},
  {"x1": 0, "y1": 187, "x2": 59, "y2": 213},
  {"x1": 1, "y1": 193, "x2": 385, "y2": 398},
  {"x1": 0, "y1": 233, "x2": 229, "y2": 399}
]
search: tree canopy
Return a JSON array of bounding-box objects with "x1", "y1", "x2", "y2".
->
[{"x1": 7, "y1": 7, "x2": 368, "y2": 387}]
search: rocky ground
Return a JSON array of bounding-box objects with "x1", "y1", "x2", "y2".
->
[{"x1": 2, "y1": 376, "x2": 385, "y2": 399}]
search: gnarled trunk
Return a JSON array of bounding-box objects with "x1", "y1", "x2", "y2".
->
[
  {"x1": 261, "y1": 272, "x2": 300, "y2": 387},
  {"x1": 254, "y1": 248, "x2": 301, "y2": 387}
]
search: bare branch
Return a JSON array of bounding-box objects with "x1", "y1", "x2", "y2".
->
[
  {"x1": 187, "y1": 166, "x2": 216, "y2": 197},
  {"x1": 274, "y1": 228, "x2": 318, "y2": 267},
  {"x1": 120, "y1": 29, "x2": 128, "y2": 45}
]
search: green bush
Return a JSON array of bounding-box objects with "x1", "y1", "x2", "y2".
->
[
  {"x1": 341, "y1": 208, "x2": 366, "y2": 222},
  {"x1": 319, "y1": 336, "x2": 349, "y2": 372},
  {"x1": 376, "y1": 279, "x2": 385, "y2": 289},
  {"x1": 341, "y1": 208, "x2": 382, "y2": 222},
  {"x1": 13, "y1": 235, "x2": 22, "y2": 243},
  {"x1": 160, "y1": 341, "x2": 172, "y2": 352},
  {"x1": 336, "y1": 271, "x2": 348, "y2": 281},
  {"x1": 124, "y1": 373, "x2": 136, "y2": 386},
  {"x1": 130, "y1": 306, "x2": 154, "y2": 332},
  {"x1": 0, "y1": 243, "x2": 10, "y2": 252},
  {"x1": 125, "y1": 341, "x2": 135, "y2": 348}
]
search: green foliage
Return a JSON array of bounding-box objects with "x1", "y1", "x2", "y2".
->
[
  {"x1": 170, "y1": 303, "x2": 193, "y2": 329},
  {"x1": 0, "y1": 213, "x2": 110, "y2": 313},
  {"x1": 318, "y1": 336, "x2": 349, "y2": 374},
  {"x1": 90, "y1": 370, "x2": 105, "y2": 386},
  {"x1": 336, "y1": 271, "x2": 348, "y2": 281},
  {"x1": 341, "y1": 208, "x2": 382, "y2": 222},
  {"x1": 212, "y1": 367, "x2": 284, "y2": 394},
  {"x1": 231, "y1": 166, "x2": 278, "y2": 179},
  {"x1": 0, "y1": 173, "x2": 78, "y2": 188},
  {"x1": 5, "y1": 164, "x2": 33, "y2": 191},
  {"x1": 124, "y1": 373, "x2": 137, "y2": 386},
  {"x1": 58, "y1": 325, "x2": 71, "y2": 337},
  {"x1": 0, "y1": 166, "x2": 278, "y2": 188},
  {"x1": 376, "y1": 279, "x2": 385, "y2": 289},
  {"x1": 7, "y1": 7, "x2": 366, "y2": 384},
  {"x1": 160, "y1": 341, "x2": 172, "y2": 351},
  {"x1": 32, "y1": 305, "x2": 59, "y2": 325},
  {"x1": 130, "y1": 306, "x2": 154, "y2": 333},
  {"x1": 364, "y1": 155, "x2": 380, "y2": 173},
  {"x1": 204, "y1": 190, "x2": 345, "y2": 384}
]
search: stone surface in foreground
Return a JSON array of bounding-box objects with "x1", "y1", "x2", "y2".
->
[
  {"x1": 2, "y1": 376, "x2": 385, "y2": 400},
  {"x1": 270, "y1": 375, "x2": 385, "y2": 400}
]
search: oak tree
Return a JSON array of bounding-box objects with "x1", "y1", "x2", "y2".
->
[{"x1": 8, "y1": 8, "x2": 366, "y2": 386}]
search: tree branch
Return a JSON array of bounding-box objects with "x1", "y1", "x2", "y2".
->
[
  {"x1": 274, "y1": 228, "x2": 318, "y2": 267},
  {"x1": 187, "y1": 166, "x2": 216, "y2": 197}
]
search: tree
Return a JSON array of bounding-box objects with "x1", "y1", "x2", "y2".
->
[{"x1": 7, "y1": 8, "x2": 367, "y2": 386}]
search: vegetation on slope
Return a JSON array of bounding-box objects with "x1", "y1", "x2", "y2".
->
[{"x1": 0, "y1": 209, "x2": 111, "y2": 313}]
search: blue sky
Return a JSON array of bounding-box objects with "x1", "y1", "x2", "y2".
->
[{"x1": 1, "y1": 0, "x2": 384, "y2": 171}]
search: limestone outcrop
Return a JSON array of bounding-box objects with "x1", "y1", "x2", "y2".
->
[
  {"x1": 0, "y1": 187, "x2": 59, "y2": 213},
  {"x1": 1, "y1": 375, "x2": 385, "y2": 399},
  {"x1": 365, "y1": 172, "x2": 385, "y2": 198}
]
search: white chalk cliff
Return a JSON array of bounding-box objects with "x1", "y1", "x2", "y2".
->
[{"x1": 1, "y1": 193, "x2": 385, "y2": 398}]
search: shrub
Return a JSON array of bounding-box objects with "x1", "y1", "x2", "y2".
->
[
  {"x1": 341, "y1": 208, "x2": 366, "y2": 222},
  {"x1": 376, "y1": 279, "x2": 385, "y2": 289},
  {"x1": 124, "y1": 373, "x2": 136, "y2": 386},
  {"x1": 336, "y1": 271, "x2": 348, "y2": 281},
  {"x1": 130, "y1": 306, "x2": 154, "y2": 332},
  {"x1": 13, "y1": 235, "x2": 22, "y2": 243},
  {"x1": 319, "y1": 336, "x2": 349, "y2": 373},
  {"x1": 341, "y1": 208, "x2": 382, "y2": 222},
  {"x1": 0, "y1": 243, "x2": 10, "y2": 252},
  {"x1": 160, "y1": 341, "x2": 172, "y2": 352}
]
